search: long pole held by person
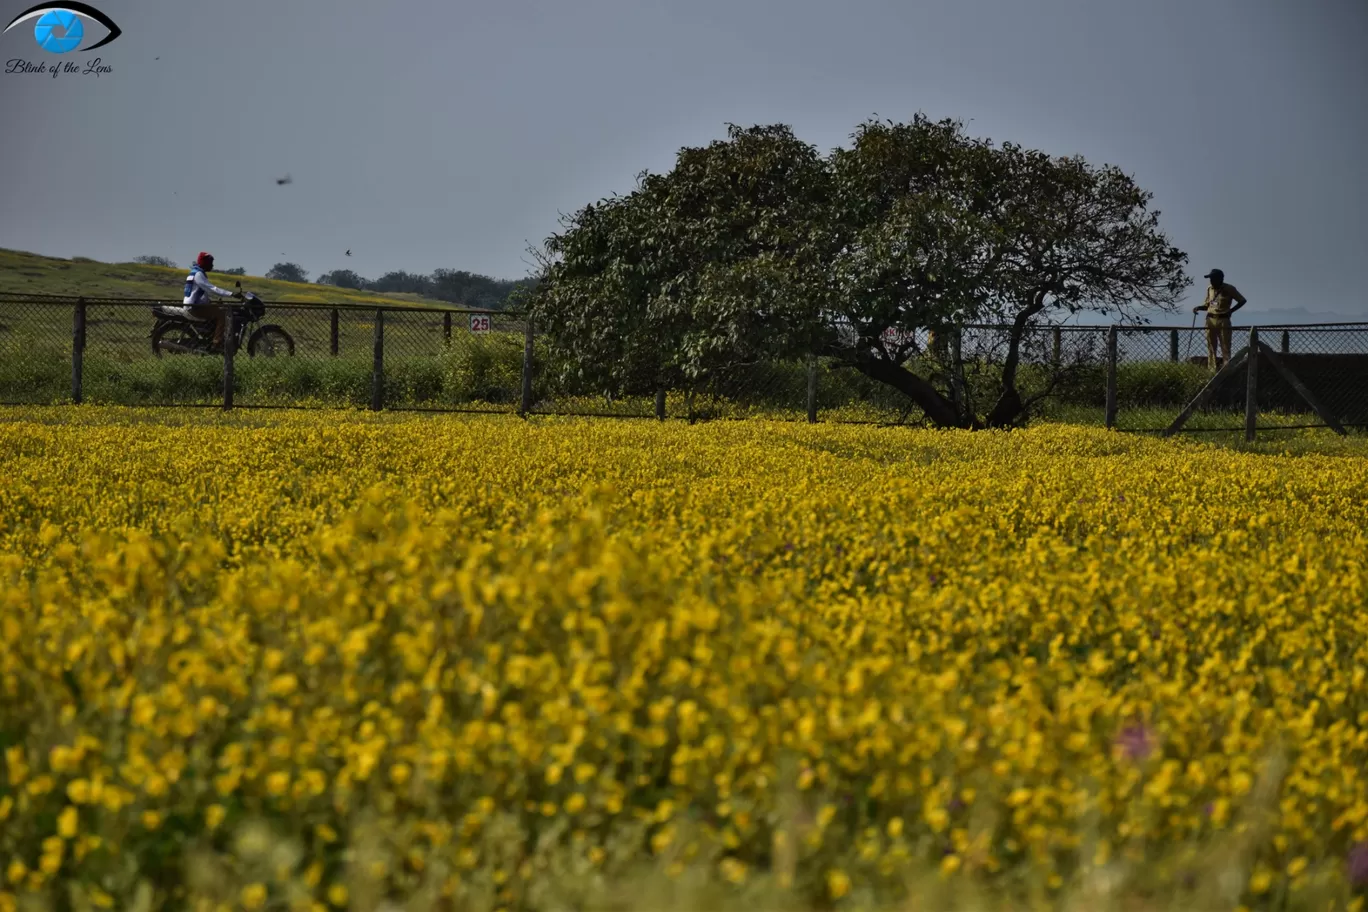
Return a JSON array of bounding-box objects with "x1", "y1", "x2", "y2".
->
[{"x1": 1185, "y1": 309, "x2": 1197, "y2": 361}]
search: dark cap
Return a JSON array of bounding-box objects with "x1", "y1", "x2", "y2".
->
[{"x1": 1203, "y1": 269, "x2": 1224, "y2": 280}]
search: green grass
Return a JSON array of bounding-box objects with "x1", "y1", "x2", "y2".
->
[
  {"x1": 1, "y1": 253, "x2": 1357, "y2": 430},
  {"x1": 0, "y1": 247, "x2": 454, "y2": 307}
]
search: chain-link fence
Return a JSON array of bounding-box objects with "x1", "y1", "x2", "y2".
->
[{"x1": 3, "y1": 293, "x2": 1366, "y2": 436}]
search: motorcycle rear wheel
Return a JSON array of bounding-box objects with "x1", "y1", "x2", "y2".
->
[{"x1": 152, "y1": 323, "x2": 205, "y2": 358}]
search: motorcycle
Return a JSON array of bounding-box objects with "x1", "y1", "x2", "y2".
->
[{"x1": 150, "y1": 282, "x2": 296, "y2": 358}]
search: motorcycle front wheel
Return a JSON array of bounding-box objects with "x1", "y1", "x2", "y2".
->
[
  {"x1": 151, "y1": 323, "x2": 203, "y2": 358},
  {"x1": 247, "y1": 325, "x2": 296, "y2": 357}
]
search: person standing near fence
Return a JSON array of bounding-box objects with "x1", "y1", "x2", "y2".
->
[{"x1": 1193, "y1": 268, "x2": 1247, "y2": 369}]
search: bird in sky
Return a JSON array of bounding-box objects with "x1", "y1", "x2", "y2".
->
[
  {"x1": 345, "y1": 249, "x2": 352, "y2": 257},
  {"x1": 275, "y1": 174, "x2": 292, "y2": 186}
]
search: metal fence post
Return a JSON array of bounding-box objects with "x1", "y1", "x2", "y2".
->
[
  {"x1": 329, "y1": 309, "x2": 339, "y2": 356},
  {"x1": 806, "y1": 354, "x2": 818, "y2": 423},
  {"x1": 444, "y1": 312, "x2": 453, "y2": 348},
  {"x1": 1245, "y1": 327, "x2": 1259, "y2": 442},
  {"x1": 370, "y1": 310, "x2": 384, "y2": 411},
  {"x1": 71, "y1": 298, "x2": 86, "y2": 404},
  {"x1": 950, "y1": 327, "x2": 965, "y2": 413},
  {"x1": 519, "y1": 318, "x2": 534, "y2": 415},
  {"x1": 1169, "y1": 329, "x2": 1179, "y2": 362},
  {"x1": 222, "y1": 307, "x2": 236, "y2": 410},
  {"x1": 1052, "y1": 325, "x2": 1062, "y2": 365},
  {"x1": 1280, "y1": 330, "x2": 1290, "y2": 356},
  {"x1": 655, "y1": 387, "x2": 666, "y2": 421},
  {"x1": 1104, "y1": 325, "x2": 1118, "y2": 429}
]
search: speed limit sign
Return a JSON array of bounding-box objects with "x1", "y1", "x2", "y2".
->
[{"x1": 469, "y1": 314, "x2": 491, "y2": 333}]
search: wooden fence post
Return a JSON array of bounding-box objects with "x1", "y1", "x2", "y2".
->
[
  {"x1": 806, "y1": 355, "x2": 818, "y2": 423},
  {"x1": 1104, "y1": 325, "x2": 1119, "y2": 429},
  {"x1": 1052, "y1": 325, "x2": 1062, "y2": 365},
  {"x1": 444, "y1": 312, "x2": 453, "y2": 348},
  {"x1": 519, "y1": 318, "x2": 534, "y2": 415},
  {"x1": 1245, "y1": 327, "x2": 1259, "y2": 442},
  {"x1": 1169, "y1": 329, "x2": 1179, "y2": 362},
  {"x1": 655, "y1": 387, "x2": 666, "y2": 421},
  {"x1": 71, "y1": 298, "x2": 86, "y2": 404},
  {"x1": 222, "y1": 308, "x2": 236, "y2": 410},
  {"x1": 1280, "y1": 330, "x2": 1290, "y2": 355},
  {"x1": 370, "y1": 310, "x2": 384, "y2": 411},
  {"x1": 330, "y1": 309, "x2": 339, "y2": 356}
]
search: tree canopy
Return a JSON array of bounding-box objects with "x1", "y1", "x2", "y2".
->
[
  {"x1": 529, "y1": 115, "x2": 1191, "y2": 428},
  {"x1": 316, "y1": 266, "x2": 537, "y2": 308},
  {"x1": 266, "y1": 262, "x2": 309, "y2": 284}
]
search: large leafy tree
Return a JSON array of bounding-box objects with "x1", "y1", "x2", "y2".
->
[
  {"x1": 530, "y1": 125, "x2": 829, "y2": 397},
  {"x1": 816, "y1": 116, "x2": 1004, "y2": 426},
  {"x1": 530, "y1": 116, "x2": 1191, "y2": 428},
  {"x1": 973, "y1": 143, "x2": 1191, "y2": 426}
]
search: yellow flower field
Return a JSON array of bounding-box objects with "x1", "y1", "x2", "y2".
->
[{"x1": 2, "y1": 407, "x2": 1368, "y2": 911}]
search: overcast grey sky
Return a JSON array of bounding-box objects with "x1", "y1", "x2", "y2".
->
[{"x1": 1, "y1": 0, "x2": 1365, "y2": 321}]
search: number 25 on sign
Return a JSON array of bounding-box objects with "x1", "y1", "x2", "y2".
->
[{"x1": 469, "y1": 315, "x2": 491, "y2": 333}]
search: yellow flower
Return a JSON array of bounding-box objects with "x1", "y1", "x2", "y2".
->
[
  {"x1": 3, "y1": 411, "x2": 1368, "y2": 904},
  {"x1": 326, "y1": 884, "x2": 348, "y2": 907},
  {"x1": 57, "y1": 806, "x2": 78, "y2": 839},
  {"x1": 241, "y1": 883, "x2": 268, "y2": 910}
]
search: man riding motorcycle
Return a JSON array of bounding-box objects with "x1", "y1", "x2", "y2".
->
[{"x1": 170, "y1": 252, "x2": 242, "y2": 351}]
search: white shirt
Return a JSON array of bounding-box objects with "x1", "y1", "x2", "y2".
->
[{"x1": 182, "y1": 267, "x2": 236, "y2": 306}]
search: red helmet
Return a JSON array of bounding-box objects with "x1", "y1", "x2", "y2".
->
[{"x1": 196, "y1": 251, "x2": 214, "y2": 270}]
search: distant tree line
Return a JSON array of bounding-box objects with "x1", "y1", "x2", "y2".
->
[
  {"x1": 131, "y1": 255, "x2": 531, "y2": 309},
  {"x1": 314, "y1": 266, "x2": 536, "y2": 310},
  {"x1": 132, "y1": 255, "x2": 248, "y2": 275}
]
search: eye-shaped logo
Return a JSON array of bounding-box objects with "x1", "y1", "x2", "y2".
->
[{"x1": 3, "y1": 2, "x2": 121, "y2": 54}]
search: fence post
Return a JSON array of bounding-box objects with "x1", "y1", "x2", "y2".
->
[
  {"x1": 1245, "y1": 327, "x2": 1259, "y2": 442},
  {"x1": 1104, "y1": 325, "x2": 1118, "y2": 429},
  {"x1": 655, "y1": 387, "x2": 666, "y2": 421},
  {"x1": 71, "y1": 298, "x2": 86, "y2": 404},
  {"x1": 1280, "y1": 330, "x2": 1290, "y2": 355},
  {"x1": 1169, "y1": 329, "x2": 1179, "y2": 362},
  {"x1": 329, "y1": 309, "x2": 339, "y2": 356},
  {"x1": 370, "y1": 310, "x2": 384, "y2": 411},
  {"x1": 444, "y1": 312, "x2": 453, "y2": 348},
  {"x1": 806, "y1": 354, "x2": 818, "y2": 423},
  {"x1": 222, "y1": 308, "x2": 236, "y2": 410},
  {"x1": 519, "y1": 318, "x2": 534, "y2": 415},
  {"x1": 1052, "y1": 326, "x2": 1062, "y2": 365},
  {"x1": 950, "y1": 327, "x2": 965, "y2": 412}
]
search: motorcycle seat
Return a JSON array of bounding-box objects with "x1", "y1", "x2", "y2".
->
[{"x1": 152, "y1": 306, "x2": 185, "y2": 318}]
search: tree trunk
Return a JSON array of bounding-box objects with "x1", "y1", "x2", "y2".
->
[
  {"x1": 985, "y1": 296, "x2": 1046, "y2": 428},
  {"x1": 848, "y1": 356, "x2": 975, "y2": 429}
]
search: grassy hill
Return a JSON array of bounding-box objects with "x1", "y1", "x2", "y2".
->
[{"x1": 0, "y1": 248, "x2": 453, "y2": 308}]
